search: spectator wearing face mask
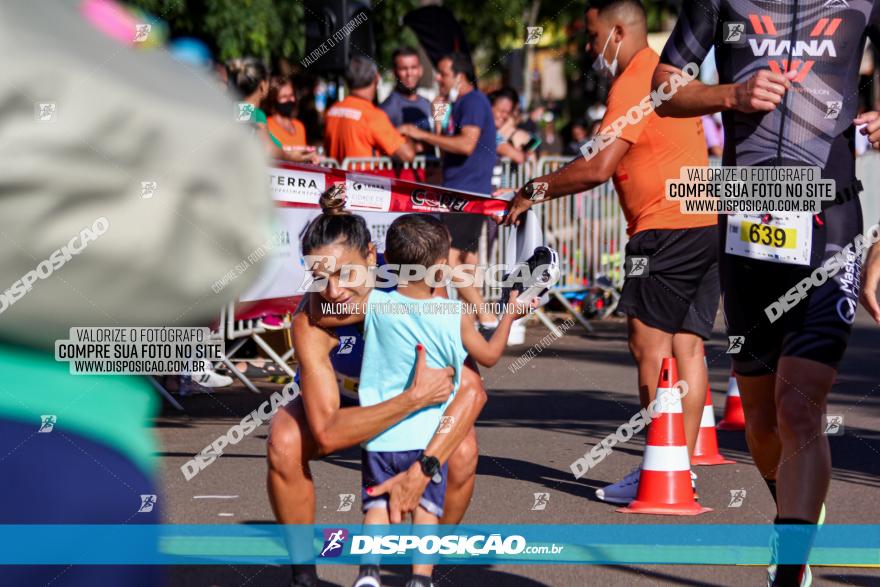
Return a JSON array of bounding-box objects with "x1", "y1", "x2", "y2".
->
[
  {"x1": 263, "y1": 75, "x2": 309, "y2": 150},
  {"x1": 227, "y1": 58, "x2": 317, "y2": 163}
]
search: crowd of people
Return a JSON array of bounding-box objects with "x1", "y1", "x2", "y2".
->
[{"x1": 218, "y1": 35, "x2": 880, "y2": 180}]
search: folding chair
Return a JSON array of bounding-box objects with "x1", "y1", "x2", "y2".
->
[{"x1": 220, "y1": 299, "x2": 301, "y2": 393}]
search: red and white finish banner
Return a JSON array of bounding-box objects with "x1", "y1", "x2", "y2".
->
[
  {"x1": 269, "y1": 162, "x2": 510, "y2": 216},
  {"x1": 239, "y1": 162, "x2": 512, "y2": 306}
]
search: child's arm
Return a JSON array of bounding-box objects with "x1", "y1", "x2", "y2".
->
[{"x1": 460, "y1": 291, "x2": 534, "y2": 367}]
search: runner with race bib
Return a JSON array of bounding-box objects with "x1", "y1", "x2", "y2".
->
[{"x1": 654, "y1": 2, "x2": 880, "y2": 585}]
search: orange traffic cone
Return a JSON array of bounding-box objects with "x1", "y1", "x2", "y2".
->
[
  {"x1": 692, "y1": 383, "x2": 735, "y2": 465},
  {"x1": 619, "y1": 358, "x2": 711, "y2": 516},
  {"x1": 717, "y1": 371, "x2": 746, "y2": 431}
]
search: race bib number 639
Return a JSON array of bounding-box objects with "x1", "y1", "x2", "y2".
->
[{"x1": 725, "y1": 212, "x2": 812, "y2": 266}]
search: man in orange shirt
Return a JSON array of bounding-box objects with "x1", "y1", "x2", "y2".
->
[
  {"x1": 498, "y1": 0, "x2": 717, "y2": 504},
  {"x1": 324, "y1": 56, "x2": 415, "y2": 163}
]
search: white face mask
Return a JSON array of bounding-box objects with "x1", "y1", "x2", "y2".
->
[
  {"x1": 592, "y1": 29, "x2": 622, "y2": 77},
  {"x1": 448, "y1": 76, "x2": 462, "y2": 102}
]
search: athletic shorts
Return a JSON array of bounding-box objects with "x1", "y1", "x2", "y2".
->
[
  {"x1": 619, "y1": 225, "x2": 720, "y2": 340},
  {"x1": 441, "y1": 214, "x2": 484, "y2": 253},
  {"x1": 361, "y1": 450, "x2": 447, "y2": 518},
  {"x1": 720, "y1": 197, "x2": 863, "y2": 376},
  {"x1": 0, "y1": 418, "x2": 162, "y2": 586}
]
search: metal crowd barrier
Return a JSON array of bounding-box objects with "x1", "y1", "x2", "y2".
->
[
  {"x1": 340, "y1": 155, "x2": 440, "y2": 172},
  {"x1": 480, "y1": 156, "x2": 625, "y2": 335},
  {"x1": 535, "y1": 157, "x2": 627, "y2": 290},
  {"x1": 342, "y1": 156, "x2": 394, "y2": 171}
]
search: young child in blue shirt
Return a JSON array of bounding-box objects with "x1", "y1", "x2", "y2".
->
[{"x1": 354, "y1": 214, "x2": 531, "y2": 587}]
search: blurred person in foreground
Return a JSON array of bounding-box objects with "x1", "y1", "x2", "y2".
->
[
  {"x1": 381, "y1": 46, "x2": 434, "y2": 153},
  {"x1": 497, "y1": 0, "x2": 717, "y2": 504},
  {"x1": 324, "y1": 56, "x2": 415, "y2": 163},
  {"x1": 398, "y1": 53, "x2": 498, "y2": 335},
  {"x1": 0, "y1": 1, "x2": 272, "y2": 585}
]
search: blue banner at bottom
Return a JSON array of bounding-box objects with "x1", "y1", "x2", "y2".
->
[{"x1": 0, "y1": 525, "x2": 878, "y2": 565}]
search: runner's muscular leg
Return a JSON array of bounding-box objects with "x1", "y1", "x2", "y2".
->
[
  {"x1": 267, "y1": 397, "x2": 318, "y2": 524},
  {"x1": 737, "y1": 372, "x2": 781, "y2": 482},
  {"x1": 775, "y1": 356, "x2": 834, "y2": 522},
  {"x1": 441, "y1": 361, "x2": 485, "y2": 524},
  {"x1": 443, "y1": 426, "x2": 478, "y2": 524},
  {"x1": 672, "y1": 332, "x2": 708, "y2": 457},
  {"x1": 628, "y1": 317, "x2": 674, "y2": 408}
]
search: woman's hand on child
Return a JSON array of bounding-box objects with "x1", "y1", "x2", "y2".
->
[
  {"x1": 365, "y1": 462, "x2": 430, "y2": 523},
  {"x1": 406, "y1": 344, "x2": 454, "y2": 410}
]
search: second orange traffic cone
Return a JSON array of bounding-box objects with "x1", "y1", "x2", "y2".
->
[
  {"x1": 692, "y1": 383, "x2": 735, "y2": 465},
  {"x1": 717, "y1": 371, "x2": 746, "y2": 431},
  {"x1": 619, "y1": 358, "x2": 711, "y2": 516}
]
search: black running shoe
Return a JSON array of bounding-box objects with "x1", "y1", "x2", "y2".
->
[
  {"x1": 289, "y1": 565, "x2": 318, "y2": 587},
  {"x1": 501, "y1": 246, "x2": 560, "y2": 307},
  {"x1": 352, "y1": 564, "x2": 381, "y2": 587}
]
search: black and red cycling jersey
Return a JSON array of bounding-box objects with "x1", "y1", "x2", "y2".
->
[
  {"x1": 660, "y1": 0, "x2": 880, "y2": 186},
  {"x1": 661, "y1": 1, "x2": 879, "y2": 373}
]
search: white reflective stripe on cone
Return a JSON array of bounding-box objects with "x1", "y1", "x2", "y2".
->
[
  {"x1": 641, "y1": 445, "x2": 691, "y2": 471},
  {"x1": 726, "y1": 377, "x2": 741, "y2": 397},
  {"x1": 700, "y1": 405, "x2": 715, "y2": 427},
  {"x1": 655, "y1": 387, "x2": 683, "y2": 414}
]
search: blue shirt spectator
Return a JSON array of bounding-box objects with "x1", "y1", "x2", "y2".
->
[
  {"x1": 380, "y1": 91, "x2": 432, "y2": 133},
  {"x1": 443, "y1": 89, "x2": 495, "y2": 194}
]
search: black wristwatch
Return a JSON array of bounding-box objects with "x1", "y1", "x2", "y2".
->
[
  {"x1": 522, "y1": 180, "x2": 549, "y2": 202},
  {"x1": 418, "y1": 454, "x2": 442, "y2": 484}
]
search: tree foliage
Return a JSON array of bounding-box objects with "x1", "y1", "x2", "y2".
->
[
  {"x1": 127, "y1": 0, "x2": 305, "y2": 62},
  {"x1": 127, "y1": 0, "x2": 673, "y2": 66}
]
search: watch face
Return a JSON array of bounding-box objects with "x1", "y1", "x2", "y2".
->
[
  {"x1": 420, "y1": 455, "x2": 440, "y2": 480},
  {"x1": 431, "y1": 471, "x2": 443, "y2": 484}
]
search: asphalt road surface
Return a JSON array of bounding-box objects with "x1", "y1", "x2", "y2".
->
[{"x1": 156, "y1": 308, "x2": 880, "y2": 587}]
